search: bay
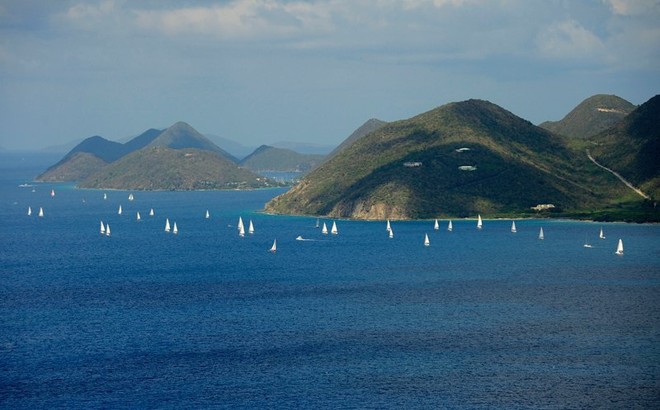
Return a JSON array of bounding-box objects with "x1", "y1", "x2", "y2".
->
[{"x1": 1, "y1": 154, "x2": 659, "y2": 408}]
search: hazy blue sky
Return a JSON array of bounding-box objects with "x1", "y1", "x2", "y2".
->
[{"x1": 1, "y1": 0, "x2": 658, "y2": 150}]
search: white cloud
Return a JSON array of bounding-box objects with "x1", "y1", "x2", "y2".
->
[
  {"x1": 133, "y1": 0, "x2": 334, "y2": 40},
  {"x1": 605, "y1": 0, "x2": 659, "y2": 16},
  {"x1": 536, "y1": 19, "x2": 606, "y2": 60}
]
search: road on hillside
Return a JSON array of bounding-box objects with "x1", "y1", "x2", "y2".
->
[{"x1": 586, "y1": 149, "x2": 650, "y2": 200}]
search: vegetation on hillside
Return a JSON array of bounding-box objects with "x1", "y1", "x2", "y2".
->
[
  {"x1": 265, "y1": 99, "x2": 636, "y2": 220},
  {"x1": 240, "y1": 145, "x2": 325, "y2": 172},
  {"x1": 79, "y1": 147, "x2": 278, "y2": 190}
]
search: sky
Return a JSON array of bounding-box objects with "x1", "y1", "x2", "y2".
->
[{"x1": 1, "y1": 0, "x2": 659, "y2": 151}]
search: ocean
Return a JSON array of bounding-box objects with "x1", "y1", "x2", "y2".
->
[{"x1": 1, "y1": 153, "x2": 659, "y2": 408}]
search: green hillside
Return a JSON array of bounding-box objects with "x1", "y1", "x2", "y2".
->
[
  {"x1": 265, "y1": 99, "x2": 633, "y2": 220},
  {"x1": 79, "y1": 146, "x2": 276, "y2": 190},
  {"x1": 37, "y1": 152, "x2": 108, "y2": 182},
  {"x1": 589, "y1": 95, "x2": 660, "y2": 199},
  {"x1": 539, "y1": 94, "x2": 635, "y2": 139},
  {"x1": 240, "y1": 145, "x2": 324, "y2": 172}
]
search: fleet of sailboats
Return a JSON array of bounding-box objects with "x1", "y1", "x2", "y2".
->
[{"x1": 22, "y1": 188, "x2": 629, "y2": 255}]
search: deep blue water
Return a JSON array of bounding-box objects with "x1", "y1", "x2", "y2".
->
[{"x1": 1, "y1": 154, "x2": 660, "y2": 408}]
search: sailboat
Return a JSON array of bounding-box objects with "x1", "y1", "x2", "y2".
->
[
  {"x1": 165, "y1": 218, "x2": 171, "y2": 232},
  {"x1": 538, "y1": 227, "x2": 544, "y2": 240},
  {"x1": 100, "y1": 220, "x2": 105, "y2": 234},
  {"x1": 583, "y1": 234, "x2": 592, "y2": 248},
  {"x1": 269, "y1": 239, "x2": 277, "y2": 253},
  {"x1": 477, "y1": 214, "x2": 483, "y2": 230},
  {"x1": 128, "y1": 193, "x2": 134, "y2": 201},
  {"x1": 27, "y1": 206, "x2": 32, "y2": 216},
  {"x1": 136, "y1": 211, "x2": 141, "y2": 221},
  {"x1": 322, "y1": 222, "x2": 328, "y2": 234},
  {"x1": 331, "y1": 221, "x2": 338, "y2": 235},
  {"x1": 448, "y1": 220, "x2": 453, "y2": 232},
  {"x1": 118, "y1": 205, "x2": 122, "y2": 215},
  {"x1": 149, "y1": 208, "x2": 154, "y2": 217},
  {"x1": 103, "y1": 193, "x2": 107, "y2": 200},
  {"x1": 50, "y1": 189, "x2": 55, "y2": 198},
  {"x1": 238, "y1": 222, "x2": 245, "y2": 237},
  {"x1": 511, "y1": 221, "x2": 517, "y2": 233},
  {"x1": 389, "y1": 226, "x2": 394, "y2": 238},
  {"x1": 315, "y1": 218, "x2": 320, "y2": 228},
  {"x1": 386, "y1": 219, "x2": 391, "y2": 232},
  {"x1": 105, "y1": 223, "x2": 111, "y2": 236},
  {"x1": 248, "y1": 220, "x2": 255, "y2": 234},
  {"x1": 38, "y1": 207, "x2": 44, "y2": 217},
  {"x1": 615, "y1": 239, "x2": 623, "y2": 255},
  {"x1": 424, "y1": 233, "x2": 430, "y2": 246},
  {"x1": 237, "y1": 216, "x2": 244, "y2": 232},
  {"x1": 172, "y1": 222, "x2": 178, "y2": 235},
  {"x1": 434, "y1": 219, "x2": 439, "y2": 230},
  {"x1": 205, "y1": 210, "x2": 210, "y2": 219},
  {"x1": 599, "y1": 227, "x2": 606, "y2": 240}
]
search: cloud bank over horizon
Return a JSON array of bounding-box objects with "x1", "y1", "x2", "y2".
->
[{"x1": 1, "y1": 0, "x2": 658, "y2": 150}]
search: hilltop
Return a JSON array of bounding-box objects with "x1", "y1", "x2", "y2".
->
[
  {"x1": 265, "y1": 99, "x2": 633, "y2": 220},
  {"x1": 240, "y1": 145, "x2": 325, "y2": 172},
  {"x1": 539, "y1": 94, "x2": 636, "y2": 139},
  {"x1": 324, "y1": 118, "x2": 387, "y2": 162}
]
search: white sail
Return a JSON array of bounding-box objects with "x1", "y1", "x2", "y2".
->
[
  {"x1": 173, "y1": 222, "x2": 178, "y2": 235},
  {"x1": 205, "y1": 210, "x2": 210, "y2": 219},
  {"x1": 599, "y1": 227, "x2": 605, "y2": 239},
  {"x1": 27, "y1": 206, "x2": 32, "y2": 216},
  {"x1": 434, "y1": 219, "x2": 439, "y2": 230},
  {"x1": 316, "y1": 219, "x2": 320, "y2": 228},
  {"x1": 269, "y1": 239, "x2": 277, "y2": 253},
  {"x1": 100, "y1": 220, "x2": 105, "y2": 234},
  {"x1": 239, "y1": 222, "x2": 245, "y2": 237},
  {"x1": 38, "y1": 207, "x2": 44, "y2": 217},
  {"x1": 539, "y1": 227, "x2": 544, "y2": 240},
  {"x1": 389, "y1": 227, "x2": 394, "y2": 238},
  {"x1": 50, "y1": 189, "x2": 55, "y2": 197},
  {"x1": 165, "y1": 218, "x2": 171, "y2": 232},
  {"x1": 448, "y1": 220, "x2": 453, "y2": 232},
  {"x1": 477, "y1": 214, "x2": 483, "y2": 230},
  {"x1": 248, "y1": 220, "x2": 254, "y2": 234},
  {"x1": 136, "y1": 211, "x2": 141, "y2": 221},
  {"x1": 331, "y1": 221, "x2": 338, "y2": 235},
  {"x1": 511, "y1": 221, "x2": 517, "y2": 233},
  {"x1": 118, "y1": 205, "x2": 122, "y2": 215},
  {"x1": 128, "y1": 193, "x2": 134, "y2": 201},
  {"x1": 424, "y1": 233, "x2": 430, "y2": 246},
  {"x1": 386, "y1": 219, "x2": 391, "y2": 232},
  {"x1": 322, "y1": 222, "x2": 328, "y2": 234},
  {"x1": 615, "y1": 239, "x2": 623, "y2": 255},
  {"x1": 237, "y1": 216, "x2": 244, "y2": 232},
  {"x1": 105, "y1": 223, "x2": 111, "y2": 236},
  {"x1": 103, "y1": 193, "x2": 107, "y2": 200},
  {"x1": 149, "y1": 208, "x2": 154, "y2": 216}
]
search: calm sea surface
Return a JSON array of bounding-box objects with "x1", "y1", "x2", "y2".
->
[{"x1": 1, "y1": 154, "x2": 659, "y2": 408}]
